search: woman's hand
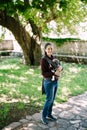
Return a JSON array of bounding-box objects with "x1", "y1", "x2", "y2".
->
[
  {"x1": 55, "y1": 66, "x2": 63, "y2": 77},
  {"x1": 57, "y1": 66, "x2": 63, "y2": 71}
]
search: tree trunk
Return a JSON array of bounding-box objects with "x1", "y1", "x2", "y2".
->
[{"x1": 0, "y1": 10, "x2": 41, "y2": 65}]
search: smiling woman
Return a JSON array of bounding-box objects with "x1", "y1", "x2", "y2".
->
[{"x1": 40, "y1": 43, "x2": 63, "y2": 124}]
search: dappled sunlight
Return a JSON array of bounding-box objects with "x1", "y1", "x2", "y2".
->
[
  {"x1": 0, "y1": 93, "x2": 30, "y2": 103},
  {"x1": 8, "y1": 86, "x2": 21, "y2": 96},
  {"x1": 38, "y1": 86, "x2": 41, "y2": 91},
  {"x1": 69, "y1": 67, "x2": 81, "y2": 73},
  {"x1": 0, "y1": 73, "x2": 3, "y2": 76},
  {"x1": 0, "y1": 58, "x2": 87, "y2": 127},
  {"x1": 11, "y1": 65, "x2": 20, "y2": 70},
  {"x1": 0, "y1": 82, "x2": 17, "y2": 88},
  {"x1": 19, "y1": 76, "x2": 27, "y2": 82},
  {"x1": 25, "y1": 68, "x2": 34, "y2": 75},
  {"x1": 61, "y1": 75, "x2": 73, "y2": 86},
  {"x1": 7, "y1": 74, "x2": 28, "y2": 83},
  {"x1": 22, "y1": 96, "x2": 30, "y2": 103},
  {"x1": 61, "y1": 64, "x2": 84, "y2": 90},
  {"x1": 35, "y1": 101, "x2": 42, "y2": 106},
  {"x1": 64, "y1": 78, "x2": 71, "y2": 82},
  {"x1": 39, "y1": 75, "x2": 43, "y2": 78},
  {"x1": 0, "y1": 64, "x2": 20, "y2": 70},
  {"x1": 73, "y1": 85, "x2": 83, "y2": 91},
  {"x1": 61, "y1": 86, "x2": 71, "y2": 97},
  {"x1": 30, "y1": 96, "x2": 42, "y2": 106},
  {"x1": 0, "y1": 94, "x2": 8, "y2": 102},
  {"x1": 33, "y1": 73, "x2": 42, "y2": 78},
  {"x1": 32, "y1": 84, "x2": 38, "y2": 88},
  {"x1": 7, "y1": 74, "x2": 16, "y2": 79},
  {"x1": 0, "y1": 83, "x2": 20, "y2": 98}
]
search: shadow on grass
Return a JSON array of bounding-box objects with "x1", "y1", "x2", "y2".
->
[
  {"x1": 0, "y1": 101, "x2": 41, "y2": 129},
  {"x1": 0, "y1": 58, "x2": 43, "y2": 129},
  {"x1": 0, "y1": 57, "x2": 87, "y2": 129}
]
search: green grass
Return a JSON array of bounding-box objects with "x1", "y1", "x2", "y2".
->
[{"x1": 0, "y1": 57, "x2": 87, "y2": 128}]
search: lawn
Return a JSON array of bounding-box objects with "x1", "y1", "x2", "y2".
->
[{"x1": 0, "y1": 57, "x2": 87, "y2": 129}]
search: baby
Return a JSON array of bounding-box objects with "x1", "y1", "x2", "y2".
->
[{"x1": 51, "y1": 59, "x2": 63, "y2": 80}]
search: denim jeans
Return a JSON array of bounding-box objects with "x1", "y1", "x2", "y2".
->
[{"x1": 42, "y1": 79, "x2": 58, "y2": 118}]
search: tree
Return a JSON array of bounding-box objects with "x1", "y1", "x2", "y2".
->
[{"x1": 0, "y1": 0, "x2": 87, "y2": 65}]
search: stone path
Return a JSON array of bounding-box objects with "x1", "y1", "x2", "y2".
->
[{"x1": 2, "y1": 92, "x2": 87, "y2": 130}]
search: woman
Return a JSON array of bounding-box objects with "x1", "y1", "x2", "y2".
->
[{"x1": 40, "y1": 43, "x2": 62, "y2": 125}]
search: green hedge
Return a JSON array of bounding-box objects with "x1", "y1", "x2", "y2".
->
[{"x1": 42, "y1": 37, "x2": 80, "y2": 46}]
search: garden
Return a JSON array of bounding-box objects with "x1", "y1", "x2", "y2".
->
[{"x1": 0, "y1": 57, "x2": 87, "y2": 129}]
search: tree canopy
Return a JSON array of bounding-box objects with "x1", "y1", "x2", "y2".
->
[
  {"x1": 0, "y1": 0, "x2": 87, "y2": 65},
  {"x1": 0, "y1": 0, "x2": 87, "y2": 35}
]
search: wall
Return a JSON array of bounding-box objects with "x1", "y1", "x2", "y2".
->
[
  {"x1": 41, "y1": 40, "x2": 87, "y2": 64},
  {"x1": 54, "y1": 40, "x2": 87, "y2": 56},
  {"x1": 0, "y1": 40, "x2": 13, "y2": 50}
]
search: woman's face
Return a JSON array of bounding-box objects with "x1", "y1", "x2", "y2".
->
[{"x1": 45, "y1": 45, "x2": 53, "y2": 57}]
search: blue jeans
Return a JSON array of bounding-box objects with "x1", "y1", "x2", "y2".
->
[{"x1": 42, "y1": 79, "x2": 58, "y2": 118}]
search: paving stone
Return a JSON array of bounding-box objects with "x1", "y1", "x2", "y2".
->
[
  {"x1": 70, "y1": 120, "x2": 81, "y2": 124},
  {"x1": 59, "y1": 111, "x2": 75, "y2": 120},
  {"x1": 2, "y1": 122, "x2": 21, "y2": 130},
  {"x1": 82, "y1": 120, "x2": 87, "y2": 128},
  {"x1": 26, "y1": 122, "x2": 37, "y2": 127},
  {"x1": 79, "y1": 127, "x2": 87, "y2": 130},
  {"x1": 49, "y1": 126, "x2": 57, "y2": 130},
  {"x1": 69, "y1": 106, "x2": 82, "y2": 116},
  {"x1": 73, "y1": 123, "x2": 80, "y2": 128},
  {"x1": 56, "y1": 119, "x2": 69, "y2": 128},
  {"x1": 32, "y1": 113, "x2": 41, "y2": 121},
  {"x1": 27, "y1": 125, "x2": 42, "y2": 130},
  {"x1": 19, "y1": 119, "x2": 29, "y2": 123},
  {"x1": 26, "y1": 115, "x2": 32, "y2": 121},
  {"x1": 67, "y1": 125, "x2": 77, "y2": 130},
  {"x1": 48, "y1": 121, "x2": 56, "y2": 127},
  {"x1": 57, "y1": 128, "x2": 66, "y2": 130},
  {"x1": 38, "y1": 122, "x2": 49, "y2": 129}
]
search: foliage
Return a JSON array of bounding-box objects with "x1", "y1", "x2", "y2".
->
[
  {"x1": 0, "y1": 0, "x2": 87, "y2": 65},
  {"x1": 42, "y1": 37, "x2": 80, "y2": 46},
  {"x1": 0, "y1": 103, "x2": 10, "y2": 128},
  {"x1": 0, "y1": 57, "x2": 87, "y2": 128},
  {"x1": 0, "y1": 0, "x2": 87, "y2": 35}
]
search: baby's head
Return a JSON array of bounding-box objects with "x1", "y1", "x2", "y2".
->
[{"x1": 52, "y1": 59, "x2": 60, "y2": 70}]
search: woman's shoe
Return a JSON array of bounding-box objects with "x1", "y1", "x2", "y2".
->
[
  {"x1": 41, "y1": 116, "x2": 48, "y2": 125},
  {"x1": 47, "y1": 115, "x2": 57, "y2": 121}
]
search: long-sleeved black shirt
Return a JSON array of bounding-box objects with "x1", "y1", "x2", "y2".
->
[{"x1": 40, "y1": 54, "x2": 58, "y2": 81}]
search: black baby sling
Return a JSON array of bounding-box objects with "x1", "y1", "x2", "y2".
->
[{"x1": 41, "y1": 55, "x2": 60, "y2": 95}]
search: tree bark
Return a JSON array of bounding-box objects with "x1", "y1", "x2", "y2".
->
[{"x1": 0, "y1": 10, "x2": 41, "y2": 65}]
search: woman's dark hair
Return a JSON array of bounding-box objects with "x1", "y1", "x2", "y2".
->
[{"x1": 44, "y1": 43, "x2": 52, "y2": 49}]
